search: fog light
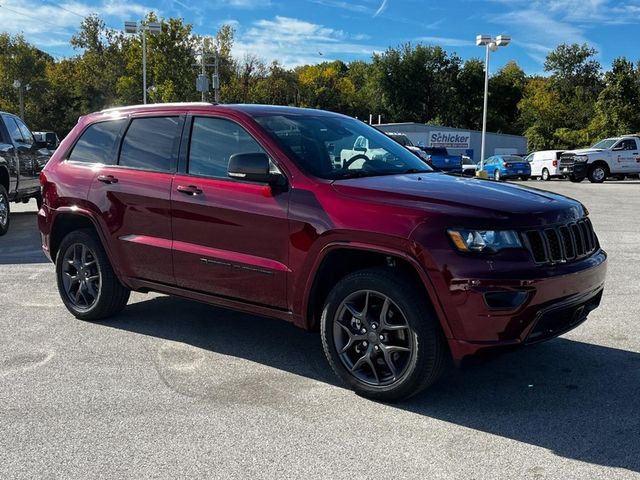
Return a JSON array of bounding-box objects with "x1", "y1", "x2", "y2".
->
[{"x1": 484, "y1": 291, "x2": 528, "y2": 309}]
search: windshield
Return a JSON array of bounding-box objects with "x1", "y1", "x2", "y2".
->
[
  {"x1": 502, "y1": 155, "x2": 525, "y2": 162},
  {"x1": 591, "y1": 139, "x2": 617, "y2": 149},
  {"x1": 254, "y1": 113, "x2": 433, "y2": 179},
  {"x1": 388, "y1": 133, "x2": 413, "y2": 147}
]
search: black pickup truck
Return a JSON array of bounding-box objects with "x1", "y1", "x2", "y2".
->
[{"x1": 0, "y1": 112, "x2": 51, "y2": 236}]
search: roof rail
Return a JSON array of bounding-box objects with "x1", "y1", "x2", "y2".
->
[{"x1": 100, "y1": 102, "x2": 218, "y2": 113}]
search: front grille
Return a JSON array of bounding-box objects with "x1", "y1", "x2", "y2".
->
[
  {"x1": 523, "y1": 218, "x2": 598, "y2": 265},
  {"x1": 559, "y1": 154, "x2": 575, "y2": 167}
]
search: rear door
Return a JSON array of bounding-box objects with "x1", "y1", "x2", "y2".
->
[
  {"x1": 88, "y1": 115, "x2": 183, "y2": 285},
  {"x1": 171, "y1": 115, "x2": 290, "y2": 308}
]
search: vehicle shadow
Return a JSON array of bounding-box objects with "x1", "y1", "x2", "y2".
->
[
  {"x1": 109, "y1": 295, "x2": 639, "y2": 473},
  {"x1": 0, "y1": 212, "x2": 47, "y2": 264}
]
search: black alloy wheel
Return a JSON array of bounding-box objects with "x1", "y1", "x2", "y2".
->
[{"x1": 321, "y1": 268, "x2": 447, "y2": 401}]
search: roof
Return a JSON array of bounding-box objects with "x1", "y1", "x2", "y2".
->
[{"x1": 98, "y1": 102, "x2": 341, "y2": 117}]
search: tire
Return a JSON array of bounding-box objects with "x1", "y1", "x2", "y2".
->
[
  {"x1": 569, "y1": 175, "x2": 583, "y2": 183},
  {"x1": 0, "y1": 184, "x2": 10, "y2": 236},
  {"x1": 55, "y1": 228, "x2": 130, "y2": 321},
  {"x1": 520, "y1": 176, "x2": 529, "y2": 181},
  {"x1": 541, "y1": 168, "x2": 550, "y2": 181},
  {"x1": 320, "y1": 267, "x2": 447, "y2": 402},
  {"x1": 493, "y1": 170, "x2": 501, "y2": 181},
  {"x1": 588, "y1": 164, "x2": 607, "y2": 183}
]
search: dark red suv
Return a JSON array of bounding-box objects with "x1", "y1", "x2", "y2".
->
[{"x1": 38, "y1": 103, "x2": 607, "y2": 400}]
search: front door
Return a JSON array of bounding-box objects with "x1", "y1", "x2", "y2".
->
[
  {"x1": 88, "y1": 115, "x2": 182, "y2": 285},
  {"x1": 6, "y1": 116, "x2": 41, "y2": 194},
  {"x1": 171, "y1": 115, "x2": 290, "y2": 308}
]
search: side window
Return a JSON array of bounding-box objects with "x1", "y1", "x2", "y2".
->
[
  {"x1": 68, "y1": 119, "x2": 126, "y2": 164},
  {"x1": 354, "y1": 136, "x2": 366, "y2": 150},
  {"x1": 524, "y1": 154, "x2": 533, "y2": 162},
  {"x1": 119, "y1": 117, "x2": 180, "y2": 172},
  {"x1": 188, "y1": 117, "x2": 265, "y2": 179},
  {"x1": 14, "y1": 118, "x2": 34, "y2": 145},
  {"x1": 624, "y1": 139, "x2": 637, "y2": 151},
  {"x1": 6, "y1": 118, "x2": 24, "y2": 144}
]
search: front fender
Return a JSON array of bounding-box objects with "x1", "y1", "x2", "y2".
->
[{"x1": 293, "y1": 236, "x2": 453, "y2": 339}]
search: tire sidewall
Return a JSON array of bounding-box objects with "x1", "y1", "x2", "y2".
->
[
  {"x1": 494, "y1": 170, "x2": 500, "y2": 181},
  {"x1": 0, "y1": 185, "x2": 10, "y2": 236},
  {"x1": 55, "y1": 230, "x2": 105, "y2": 319},
  {"x1": 589, "y1": 164, "x2": 607, "y2": 183},
  {"x1": 542, "y1": 168, "x2": 549, "y2": 181},
  {"x1": 320, "y1": 269, "x2": 441, "y2": 400}
]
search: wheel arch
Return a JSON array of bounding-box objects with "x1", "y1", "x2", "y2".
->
[
  {"x1": 302, "y1": 243, "x2": 453, "y2": 339},
  {"x1": 50, "y1": 209, "x2": 110, "y2": 263},
  {"x1": 590, "y1": 159, "x2": 610, "y2": 173}
]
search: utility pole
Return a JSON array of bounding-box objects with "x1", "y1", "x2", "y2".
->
[
  {"x1": 213, "y1": 50, "x2": 220, "y2": 103},
  {"x1": 13, "y1": 80, "x2": 28, "y2": 120},
  {"x1": 194, "y1": 38, "x2": 215, "y2": 101}
]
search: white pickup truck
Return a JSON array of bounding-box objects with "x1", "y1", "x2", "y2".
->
[
  {"x1": 339, "y1": 134, "x2": 427, "y2": 168},
  {"x1": 559, "y1": 135, "x2": 640, "y2": 183}
]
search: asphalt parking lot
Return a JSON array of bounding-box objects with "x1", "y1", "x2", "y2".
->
[{"x1": 1, "y1": 179, "x2": 638, "y2": 480}]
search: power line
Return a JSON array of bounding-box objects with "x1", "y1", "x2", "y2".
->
[
  {"x1": 39, "y1": 0, "x2": 87, "y2": 18},
  {"x1": 0, "y1": 3, "x2": 71, "y2": 29}
]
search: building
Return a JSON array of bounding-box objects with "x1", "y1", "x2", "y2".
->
[{"x1": 376, "y1": 122, "x2": 528, "y2": 162}]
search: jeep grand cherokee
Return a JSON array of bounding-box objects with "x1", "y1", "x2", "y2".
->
[{"x1": 38, "y1": 103, "x2": 607, "y2": 401}]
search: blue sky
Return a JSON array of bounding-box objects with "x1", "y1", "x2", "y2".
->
[{"x1": 2, "y1": 0, "x2": 639, "y2": 74}]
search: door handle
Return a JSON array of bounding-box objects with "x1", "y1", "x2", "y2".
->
[
  {"x1": 97, "y1": 174, "x2": 118, "y2": 184},
  {"x1": 176, "y1": 185, "x2": 202, "y2": 195}
]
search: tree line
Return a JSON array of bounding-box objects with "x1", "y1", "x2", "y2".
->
[{"x1": 1, "y1": 13, "x2": 640, "y2": 151}]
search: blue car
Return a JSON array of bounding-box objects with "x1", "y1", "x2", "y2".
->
[{"x1": 480, "y1": 155, "x2": 531, "y2": 181}]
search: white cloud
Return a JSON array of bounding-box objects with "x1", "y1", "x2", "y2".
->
[{"x1": 232, "y1": 15, "x2": 381, "y2": 67}]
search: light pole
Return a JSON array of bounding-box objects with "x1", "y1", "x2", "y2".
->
[
  {"x1": 475, "y1": 34, "x2": 510, "y2": 173},
  {"x1": 124, "y1": 20, "x2": 161, "y2": 104}
]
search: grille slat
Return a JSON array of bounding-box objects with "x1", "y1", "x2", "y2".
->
[{"x1": 524, "y1": 219, "x2": 597, "y2": 265}]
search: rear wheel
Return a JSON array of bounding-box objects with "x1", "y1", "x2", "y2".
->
[
  {"x1": 56, "y1": 229, "x2": 130, "y2": 321},
  {"x1": 520, "y1": 176, "x2": 529, "y2": 181},
  {"x1": 0, "y1": 185, "x2": 9, "y2": 236},
  {"x1": 493, "y1": 170, "x2": 501, "y2": 181},
  {"x1": 542, "y1": 168, "x2": 550, "y2": 181},
  {"x1": 320, "y1": 267, "x2": 447, "y2": 401},
  {"x1": 588, "y1": 164, "x2": 607, "y2": 183}
]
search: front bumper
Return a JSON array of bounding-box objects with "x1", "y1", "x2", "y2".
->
[
  {"x1": 444, "y1": 250, "x2": 607, "y2": 360},
  {"x1": 559, "y1": 162, "x2": 587, "y2": 177}
]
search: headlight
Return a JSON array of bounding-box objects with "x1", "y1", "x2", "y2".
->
[
  {"x1": 447, "y1": 229, "x2": 522, "y2": 253},
  {"x1": 574, "y1": 155, "x2": 588, "y2": 163}
]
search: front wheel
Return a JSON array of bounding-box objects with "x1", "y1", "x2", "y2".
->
[
  {"x1": 0, "y1": 185, "x2": 9, "y2": 236},
  {"x1": 320, "y1": 268, "x2": 447, "y2": 401},
  {"x1": 588, "y1": 164, "x2": 607, "y2": 183},
  {"x1": 56, "y1": 229, "x2": 130, "y2": 321}
]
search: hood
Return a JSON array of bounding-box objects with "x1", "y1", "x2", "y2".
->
[
  {"x1": 331, "y1": 173, "x2": 585, "y2": 227},
  {"x1": 564, "y1": 148, "x2": 602, "y2": 156}
]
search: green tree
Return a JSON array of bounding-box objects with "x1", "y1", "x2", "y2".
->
[
  {"x1": 488, "y1": 60, "x2": 526, "y2": 134},
  {"x1": 590, "y1": 57, "x2": 640, "y2": 137},
  {"x1": 371, "y1": 43, "x2": 460, "y2": 123}
]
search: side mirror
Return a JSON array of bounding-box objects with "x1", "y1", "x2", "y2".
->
[{"x1": 228, "y1": 152, "x2": 285, "y2": 185}]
